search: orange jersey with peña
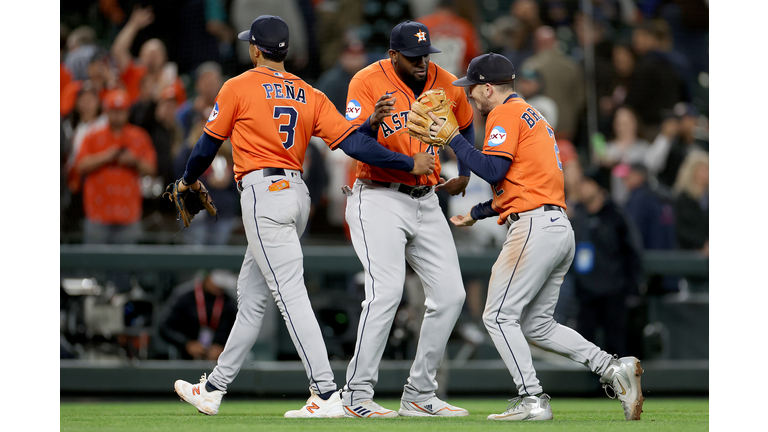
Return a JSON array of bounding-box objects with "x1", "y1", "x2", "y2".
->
[
  {"x1": 204, "y1": 66, "x2": 356, "y2": 181},
  {"x1": 345, "y1": 59, "x2": 474, "y2": 186},
  {"x1": 483, "y1": 95, "x2": 566, "y2": 224}
]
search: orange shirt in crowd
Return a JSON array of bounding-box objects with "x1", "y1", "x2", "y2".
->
[
  {"x1": 418, "y1": 10, "x2": 482, "y2": 77},
  {"x1": 60, "y1": 81, "x2": 110, "y2": 117},
  {"x1": 204, "y1": 66, "x2": 355, "y2": 181},
  {"x1": 120, "y1": 60, "x2": 187, "y2": 105},
  {"x1": 346, "y1": 59, "x2": 473, "y2": 186},
  {"x1": 484, "y1": 95, "x2": 566, "y2": 224},
  {"x1": 75, "y1": 124, "x2": 157, "y2": 225},
  {"x1": 61, "y1": 63, "x2": 72, "y2": 96}
]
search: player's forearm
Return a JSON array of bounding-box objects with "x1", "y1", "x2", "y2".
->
[
  {"x1": 470, "y1": 199, "x2": 499, "y2": 221},
  {"x1": 182, "y1": 132, "x2": 224, "y2": 185},
  {"x1": 456, "y1": 123, "x2": 474, "y2": 177},
  {"x1": 338, "y1": 131, "x2": 414, "y2": 172},
  {"x1": 448, "y1": 134, "x2": 511, "y2": 184}
]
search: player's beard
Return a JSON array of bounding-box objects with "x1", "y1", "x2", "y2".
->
[{"x1": 476, "y1": 97, "x2": 493, "y2": 117}]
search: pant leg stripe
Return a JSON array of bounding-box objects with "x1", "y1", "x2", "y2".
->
[
  {"x1": 251, "y1": 186, "x2": 318, "y2": 390},
  {"x1": 347, "y1": 183, "x2": 375, "y2": 406},
  {"x1": 495, "y1": 218, "x2": 534, "y2": 395}
]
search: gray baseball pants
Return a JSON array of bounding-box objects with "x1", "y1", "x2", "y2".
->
[{"x1": 207, "y1": 169, "x2": 337, "y2": 395}]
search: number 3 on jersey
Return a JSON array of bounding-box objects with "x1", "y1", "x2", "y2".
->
[
  {"x1": 274, "y1": 106, "x2": 298, "y2": 149},
  {"x1": 546, "y1": 125, "x2": 563, "y2": 171}
]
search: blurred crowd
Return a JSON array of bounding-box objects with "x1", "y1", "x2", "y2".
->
[{"x1": 61, "y1": 0, "x2": 709, "y2": 364}]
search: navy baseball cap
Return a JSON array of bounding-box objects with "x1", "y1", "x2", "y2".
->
[
  {"x1": 238, "y1": 15, "x2": 289, "y2": 52},
  {"x1": 453, "y1": 53, "x2": 516, "y2": 86},
  {"x1": 390, "y1": 21, "x2": 441, "y2": 57}
]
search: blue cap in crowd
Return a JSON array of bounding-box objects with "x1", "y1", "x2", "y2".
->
[
  {"x1": 238, "y1": 15, "x2": 289, "y2": 53},
  {"x1": 390, "y1": 21, "x2": 441, "y2": 57},
  {"x1": 453, "y1": 53, "x2": 516, "y2": 86}
]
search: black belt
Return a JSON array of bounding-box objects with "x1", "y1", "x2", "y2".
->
[
  {"x1": 237, "y1": 168, "x2": 298, "y2": 192},
  {"x1": 371, "y1": 180, "x2": 433, "y2": 198},
  {"x1": 508, "y1": 204, "x2": 563, "y2": 222}
]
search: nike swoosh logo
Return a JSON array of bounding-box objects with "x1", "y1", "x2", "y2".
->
[
  {"x1": 385, "y1": 91, "x2": 396, "y2": 96},
  {"x1": 271, "y1": 179, "x2": 282, "y2": 183},
  {"x1": 550, "y1": 217, "x2": 560, "y2": 222},
  {"x1": 618, "y1": 380, "x2": 627, "y2": 395}
]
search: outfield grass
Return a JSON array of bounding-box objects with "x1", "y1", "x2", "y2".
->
[{"x1": 60, "y1": 398, "x2": 708, "y2": 431}]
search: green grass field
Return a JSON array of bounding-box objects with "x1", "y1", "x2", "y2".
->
[{"x1": 61, "y1": 397, "x2": 708, "y2": 431}]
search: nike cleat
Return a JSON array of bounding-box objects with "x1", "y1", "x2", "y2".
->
[
  {"x1": 174, "y1": 373, "x2": 225, "y2": 415},
  {"x1": 487, "y1": 394, "x2": 554, "y2": 421},
  {"x1": 343, "y1": 400, "x2": 399, "y2": 418},
  {"x1": 284, "y1": 390, "x2": 345, "y2": 418},
  {"x1": 600, "y1": 356, "x2": 644, "y2": 420},
  {"x1": 398, "y1": 396, "x2": 469, "y2": 417}
]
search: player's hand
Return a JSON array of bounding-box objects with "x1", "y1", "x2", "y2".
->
[
  {"x1": 116, "y1": 149, "x2": 140, "y2": 168},
  {"x1": 436, "y1": 175, "x2": 469, "y2": 196},
  {"x1": 185, "y1": 340, "x2": 207, "y2": 359},
  {"x1": 369, "y1": 93, "x2": 396, "y2": 131},
  {"x1": 450, "y1": 211, "x2": 476, "y2": 227},
  {"x1": 177, "y1": 179, "x2": 202, "y2": 193},
  {"x1": 428, "y1": 111, "x2": 446, "y2": 136},
  {"x1": 660, "y1": 117, "x2": 680, "y2": 138},
  {"x1": 410, "y1": 152, "x2": 435, "y2": 175}
]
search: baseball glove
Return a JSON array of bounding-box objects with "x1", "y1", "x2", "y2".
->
[
  {"x1": 406, "y1": 88, "x2": 460, "y2": 147},
  {"x1": 163, "y1": 179, "x2": 218, "y2": 227}
]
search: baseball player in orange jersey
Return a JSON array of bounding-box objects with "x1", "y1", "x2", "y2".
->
[
  {"x1": 340, "y1": 21, "x2": 474, "y2": 418},
  {"x1": 172, "y1": 16, "x2": 435, "y2": 418},
  {"x1": 434, "y1": 53, "x2": 643, "y2": 421}
]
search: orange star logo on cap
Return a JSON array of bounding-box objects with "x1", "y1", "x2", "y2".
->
[{"x1": 415, "y1": 30, "x2": 426, "y2": 42}]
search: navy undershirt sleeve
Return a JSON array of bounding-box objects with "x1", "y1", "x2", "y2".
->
[
  {"x1": 357, "y1": 117, "x2": 377, "y2": 138},
  {"x1": 470, "y1": 199, "x2": 500, "y2": 221},
  {"x1": 338, "y1": 131, "x2": 414, "y2": 172},
  {"x1": 182, "y1": 132, "x2": 224, "y2": 185},
  {"x1": 448, "y1": 134, "x2": 511, "y2": 185},
  {"x1": 455, "y1": 123, "x2": 474, "y2": 177}
]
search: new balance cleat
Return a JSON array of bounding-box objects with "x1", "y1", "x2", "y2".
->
[
  {"x1": 284, "y1": 390, "x2": 345, "y2": 418},
  {"x1": 174, "y1": 373, "x2": 225, "y2": 415},
  {"x1": 487, "y1": 394, "x2": 554, "y2": 421},
  {"x1": 343, "y1": 400, "x2": 399, "y2": 418},
  {"x1": 398, "y1": 396, "x2": 469, "y2": 417},
  {"x1": 600, "y1": 356, "x2": 644, "y2": 420}
]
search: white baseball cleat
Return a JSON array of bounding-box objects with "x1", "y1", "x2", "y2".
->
[
  {"x1": 398, "y1": 396, "x2": 469, "y2": 417},
  {"x1": 284, "y1": 390, "x2": 345, "y2": 418},
  {"x1": 487, "y1": 394, "x2": 554, "y2": 421},
  {"x1": 174, "y1": 373, "x2": 225, "y2": 415},
  {"x1": 600, "y1": 356, "x2": 644, "y2": 420},
  {"x1": 343, "y1": 399, "x2": 399, "y2": 418}
]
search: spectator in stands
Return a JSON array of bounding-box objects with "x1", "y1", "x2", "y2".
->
[
  {"x1": 624, "y1": 19, "x2": 685, "y2": 139},
  {"x1": 601, "y1": 105, "x2": 650, "y2": 206},
  {"x1": 599, "y1": 42, "x2": 635, "y2": 128},
  {"x1": 516, "y1": 68, "x2": 558, "y2": 129},
  {"x1": 418, "y1": 0, "x2": 482, "y2": 77},
  {"x1": 523, "y1": 25, "x2": 584, "y2": 141},
  {"x1": 621, "y1": 163, "x2": 676, "y2": 250},
  {"x1": 569, "y1": 166, "x2": 643, "y2": 357},
  {"x1": 645, "y1": 103, "x2": 706, "y2": 189},
  {"x1": 158, "y1": 270, "x2": 238, "y2": 360},
  {"x1": 75, "y1": 89, "x2": 157, "y2": 244},
  {"x1": 111, "y1": 5, "x2": 186, "y2": 106},
  {"x1": 174, "y1": 119, "x2": 241, "y2": 246},
  {"x1": 63, "y1": 81, "x2": 108, "y2": 194},
  {"x1": 64, "y1": 25, "x2": 99, "y2": 81},
  {"x1": 61, "y1": 50, "x2": 117, "y2": 118},
  {"x1": 175, "y1": 0, "x2": 235, "y2": 74},
  {"x1": 672, "y1": 150, "x2": 709, "y2": 255},
  {"x1": 314, "y1": 40, "x2": 368, "y2": 114},
  {"x1": 143, "y1": 86, "x2": 184, "y2": 188},
  {"x1": 499, "y1": 0, "x2": 543, "y2": 68},
  {"x1": 176, "y1": 61, "x2": 223, "y2": 140}
]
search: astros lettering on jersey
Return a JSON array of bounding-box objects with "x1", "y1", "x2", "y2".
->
[
  {"x1": 204, "y1": 66, "x2": 355, "y2": 181},
  {"x1": 345, "y1": 60, "x2": 474, "y2": 185},
  {"x1": 484, "y1": 95, "x2": 566, "y2": 224}
]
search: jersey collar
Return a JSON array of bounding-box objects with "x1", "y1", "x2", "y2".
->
[{"x1": 503, "y1": 93, "x2": 519, "y2": 104}]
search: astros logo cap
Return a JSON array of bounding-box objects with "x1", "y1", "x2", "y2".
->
[
  {"x1": 452, "y1": 53, "x2": 516, "y2": 87},
  {"x1": 390, "y1": 21, "x2": 441, "y2": 57},
  {"x1": 238, "y1": 15, "x2": 289, "y2": 53}
]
